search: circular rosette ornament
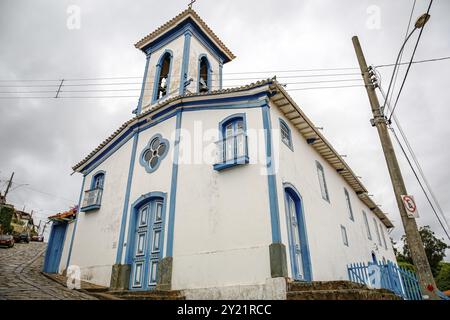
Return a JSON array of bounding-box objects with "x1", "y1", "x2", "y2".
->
[{"x1": 140, "y1": 134, "x2": 169, "y2": 173}]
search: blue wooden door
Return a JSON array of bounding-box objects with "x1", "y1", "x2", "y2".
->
[
  {"x1": 130, "y1": 199, "x2": 164, "y2": 290},
  {"x1": 284, "y1": 187, "x2": 311, "y2": 281},
  {"x1": 43, "y1": 223, "x2": 67, "y2": 273},
  {"x1": 286, "y1": 193, "x2": 304, "y2": 280}
]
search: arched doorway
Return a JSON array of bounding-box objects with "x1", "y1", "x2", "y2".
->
[{"x1": 284, "y1": 183, "x2": 312, "y2": 281}]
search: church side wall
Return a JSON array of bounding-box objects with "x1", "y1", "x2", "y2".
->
[
  {"x1": 69, "y1": 139, "x2": 133, "y2": 287},
  {"x1": 269, "y1": 103, "x2": 396, "y2": 282},
  {"x1": 171, "y1": 107, "x2": 273, "y2": 290}
]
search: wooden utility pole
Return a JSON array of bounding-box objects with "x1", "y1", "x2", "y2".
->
[
  {"x1": 0, "y1": 172, "x2": 14, "y2": 204},
  {"x1": 352, "y1": 36, "x2": 439, "y2": 300}
]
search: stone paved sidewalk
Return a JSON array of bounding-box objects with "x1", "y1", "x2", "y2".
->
[{"x1": 0, "y1": 242, "x2": 96, "y2": 300}]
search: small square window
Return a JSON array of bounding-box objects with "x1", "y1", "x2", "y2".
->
[
  {"x1": 279, "y1": 119, "x2": 293, "y2": 150},
  {"x1": 341, "y1": 225, "x2": 349, "y2": 246}
]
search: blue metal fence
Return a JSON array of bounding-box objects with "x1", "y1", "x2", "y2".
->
[{"x1": 347, "y1": 260, "x2": 422, "y2": 300}]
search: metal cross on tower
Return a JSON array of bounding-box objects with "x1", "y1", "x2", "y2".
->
[{"x1": 188, "y1": 0, "x2": 196, "y2": 9}]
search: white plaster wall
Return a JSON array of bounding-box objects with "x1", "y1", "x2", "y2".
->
[
  {"x1": 185, "y1": 35, "x2": 221, "y2": 94},
  {"x1": 58, "y1": 221, "x2": 74, "y2": 273},
  {"x1": 172, "y1": 107, "x2": 273, "y2": 290},
  {"x1": 69, "y1": 139, "x2": 133, "y2": 287},
  {"x1": 269, "y1": 103, "x2": 397, "y2": 282},
  {"x1": 141, "y1": 35, "x2": 185, "y2": 110},
  {"x1": 121, "y1": 116, "x2": 177, "y2": 261}
]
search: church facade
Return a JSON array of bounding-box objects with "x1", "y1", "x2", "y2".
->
[{"x1": 44, "y1": 8, "x2": 396, "y2": 298}]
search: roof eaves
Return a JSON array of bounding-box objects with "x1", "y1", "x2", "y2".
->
[
  {"x1": 269, "y1": 81, "x2": 394, "y2": 229},
  {"x1": 134, "y1": 8, "x2": 235, "y2": 61}
]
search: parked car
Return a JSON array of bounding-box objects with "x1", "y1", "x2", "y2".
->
[
  {"x1": 13, "y1": 232, "x2": 30, "y2": 243},
  {"x1": 0, "y1": 235, "x2": 15, "y2": 248},
  {"x1": 31, "y1": 235, "x2": 44, "y2": 242}
]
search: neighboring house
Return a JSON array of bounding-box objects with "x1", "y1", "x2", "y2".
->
[
  {"x1": 45, "y1": 8, "x2": 396, "y2": 297},
  {"x1": 43, "y1": 207, "x2": 77, "y2": 273}
]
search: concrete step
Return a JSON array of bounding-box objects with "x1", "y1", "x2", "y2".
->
[
  {"x1": 108, "y1": 289, "x2": 185, "y2": 300},
  {"x1": 287, "y1": 288, "x2": 401, "y2": 300},
  {"x1": 287, "y1": 280, "x2": 368, "y2": 292}
]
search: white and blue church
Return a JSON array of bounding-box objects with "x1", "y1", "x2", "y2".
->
[{"x1": 43, "y1": 8, "x2": 396, "y2": 299}]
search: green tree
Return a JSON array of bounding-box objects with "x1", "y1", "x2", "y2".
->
[
  {"x1": 0, "y1": 205, "x2": 14, "y2": 234},
  {"x1": 400, "y1": 225, "x2": 449, "y2": 277},
  {"x1": 435, "y1": 262, "x2": 450, "y2": 291}
]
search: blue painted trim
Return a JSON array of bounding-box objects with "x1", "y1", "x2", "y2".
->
[
  {"x1": 213, "y1": 155, "x2": 249, "y2": 171},
  {"x1": 166, "y1": 111, "x2": 182, "y2": 257},
  {"x1": 179, "y1": 31, "x2": 192, "y2": 95},
  {"x1": 90, "y1": 170, "x2": 106, "y2": 190},
  {"x1": 316, "y1": 160, "x2": 330, "y2": 202},
  {"x1": 80, "y1": 94, "x2": 270, "y2": 175},
  {"x1": 197, "y1": 54, "x2": 212, "y2": 93},
  {"x1": 43, "y1": 222, "x2": 68, "y2": 273},
  {"x1": 261, "y1": 103, "x2": 282, "y2": 243},
  {"x1": 344, "y1": 187, "x2": 354, "y2": 221},
  {"x1": 137, "y1": 54, "x2": 151, "y2": 115},
  {"x1": 151, "y1": 49, "x2": 174, "y2": 104},
  {"x1": 341, "y1": 225, "x2": 349, "y2": 247},
  {"x1": 125, "y1": 192, "x2": 167, "y2": 291},
  {"x1": 138, "y1": 133, "x2": 170, "y2": 173},
  {"x1": 218, "y1": 112, "x2": 247, "y2": 140},
  {"x1": 80, "y1": 204, "x2": 101, "y2": 212},
  {"x1": 219, "y1": 61, "x2": 223, "y2": 90},
  {"x1": 283, "y1": 183, "x2": 313, "y2": 281},
  {"x1": 150, "y1": 92, "x2": 267, "y2": 120},
  {"x1": 65, "y1": 175, "x2": 86, "y2": 268},
  {"x1": 115, "y1": 132, "x2": 140, "y2": 264},
  {"x1": 279, "y1": 118, "x2": 293, "y2": 151},
  {"x1": 142, "y1": 20, "x2": 229, "y2": 63}
]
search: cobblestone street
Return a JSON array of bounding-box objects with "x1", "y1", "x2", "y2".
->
[{"x1": 0, "y1": 242, "x2": 96, "y2": 300}]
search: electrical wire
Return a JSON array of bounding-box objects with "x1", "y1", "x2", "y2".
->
[
  {"x1": 386, "y1": 0, "x2": 417, "y2": 116},
  {"x1": 388, "y1": 0, "x2": 434, "y2": 122},
  {"x1": 378, "y1": 84, "x2": 450, "y2": 240}
]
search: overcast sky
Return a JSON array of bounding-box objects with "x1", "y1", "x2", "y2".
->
[{"x1": 0, "y1": 0, "x2": 449, "y2": 258}]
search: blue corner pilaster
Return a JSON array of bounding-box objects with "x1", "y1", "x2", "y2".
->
[
  {"x1": 115, "y1": 129, "x2": 140, "y2": 264},
  {"x1": 219, "y1": 60, "x2": 223, "y2": 90},
  {"x1": 179, "y1": 31, "x2": 192, "y2": 96},
  {"x1": 65, "y1": 175, "x2": 86, "y2": 268},
  {"x1": 261, "y1": 103, "x2": 282, "y2": 243},
  {"x1": 166, "y1": 110, "x2": 183, "y2": 257},
  {"x1": 137, "y1": 53, "x2": 151, "y2": 115}
]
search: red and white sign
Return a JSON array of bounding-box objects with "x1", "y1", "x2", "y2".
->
[{"x1": 401, "y1": 195, "x2": 419, "y2": 218}]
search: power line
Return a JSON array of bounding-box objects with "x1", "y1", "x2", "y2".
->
[
  {"x1": 390, "y1": 126, "x2": 450, "y2": 241},
  {"x1": 386, "y1": 0, "x2": 417, "y2": 116},
  {"x1": 388, "y1": 0, "x2": 434, "y2": 121},
  {"x1": 374, "y1": 56, "x2": 450, "y2": 68},
  {"x1": 0, "y1": 78, "x2": 364, "y2": 94},
  {"x1": 378, "y1": 85, "x2": 450, "y2": 240},
  {"x1": 0, "y1": 55, "x2": 448, "y2": 85}
]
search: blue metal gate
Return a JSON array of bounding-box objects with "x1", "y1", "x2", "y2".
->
[
  {"x1": 43, "y1": 222, "x2": 67, "y2": 273},
  {"x1": 347, "y1": 260, "x2": 422, "y2": 300}
]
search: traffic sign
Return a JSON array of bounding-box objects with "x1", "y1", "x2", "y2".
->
[{"x1": 401, "y1": 195, "x2": 419, "y2": 218}]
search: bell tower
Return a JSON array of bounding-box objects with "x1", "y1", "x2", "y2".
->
[{"x1": 134, "y1": 8, "x2": 236, "y2": 114}]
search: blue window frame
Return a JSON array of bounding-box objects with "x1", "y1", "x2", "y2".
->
[
  {"x1": 341, "y1": 225, "x2": 349, "y2": 247},
  {"x1": 344, "y1": 188, "x2": 354, "y2": 221},
  {"x1": 374, "y1": 218, "x2": 382, "y2": 246},
  {"x1": 363, "y1": 210, "x2": 372, "y2": 240},
  {"x1": 81, "y1": 171, "x2": 105, "y2": 212},
  {"x1": 316, "y1": 161, "x2": 330, "y2": 202},
  {"x1": 213, "y1": 113, "x2": 249, "y2": 171},
  {"x1": 380, "y1": 223, "x2": 388, "y2": 249},
  {"x1": 152, "y1": 50, "x2": 173, "y2": 103},
  {"x1": 198, "y1": 54, "x2": 212, "y2": 93},
  {"x1": 279, "y1": 118, "x2": 293, "y2": 150}
]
